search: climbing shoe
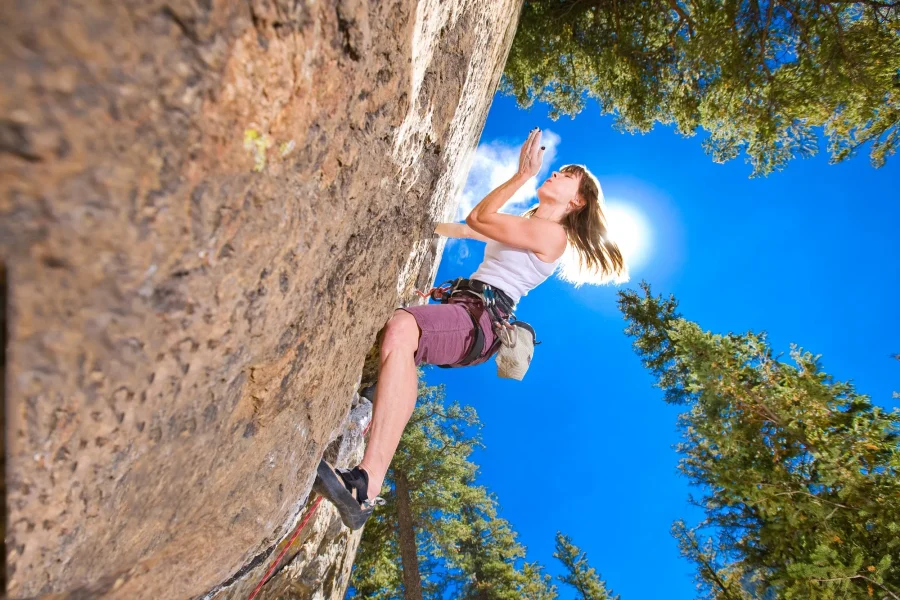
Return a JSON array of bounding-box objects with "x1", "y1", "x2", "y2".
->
[{"x1": 313, "y1": 459, "x2": 385, "y2": 530}]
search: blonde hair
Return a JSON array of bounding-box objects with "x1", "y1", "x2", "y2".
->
[{"x1": 524, "y1": 164, "x2": 629, "y2": 286}]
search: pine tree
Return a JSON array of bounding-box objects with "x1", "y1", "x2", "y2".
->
[
  {"x1": 348, "y1": 504, "x2": 402, "y2": 600},
  {"x1": 553, "y1": 532, "x2": 619, "y2": 600},
  {"x1": 618, "y1": 282, "x2": 900, "y2": 599},
  {"x1": 351, "y1": 378, "x2": 485, "y2": 598},
  {"x1": 503, "y1": 1, "x2": 900, "y2": 176},
  {"x1": 519, "y1": 561, "x2": 559, "y2": 600},
  {"x1": 448, "y1": 492, "x2": 545, "y2": 600},
  {"x1": 395, "y1": 466, "x2": 426, "y2": 600},
  {"x1": 349, "y1": 377, "x2": 556, "y2": 599}
]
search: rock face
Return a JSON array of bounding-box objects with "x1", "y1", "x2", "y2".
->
[
  {"x1": 204, "y1": 393, "x2": 374, "y2": 600},
  {"x1": 0, "y1": 0, "x2": 522, "y2": 598}
]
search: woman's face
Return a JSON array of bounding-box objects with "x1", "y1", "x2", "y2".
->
[{"x1": 538, "y1": 170, "x2": 581, "y2": 206}]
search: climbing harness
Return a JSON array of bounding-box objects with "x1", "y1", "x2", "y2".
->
[
  {"x1": 417, "y1": 277, "x2": 540, "y2": 376},
  {"x1": 417, "y1": 277, "x2": 513, "y2": 367}
]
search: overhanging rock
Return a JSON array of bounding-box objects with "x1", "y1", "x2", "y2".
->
[{"x1": 0, "y1": 0, "x2": 523, "y2": 597}]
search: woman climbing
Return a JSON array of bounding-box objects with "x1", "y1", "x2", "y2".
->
[{"x1": 314, "y1": 128, "x2": 628, "y2": 529}]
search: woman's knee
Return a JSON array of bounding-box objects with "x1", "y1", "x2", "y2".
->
[{"x1": 381, "y1": 309, "x2": 420, "y2": 354}]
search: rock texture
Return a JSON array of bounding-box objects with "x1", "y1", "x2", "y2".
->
[
  {"x1": 204, "y1": 393, "x2": 373, "y2": 600},
  {"x1": 0, "y1": 0, "x2": 522, "y2": 598}
]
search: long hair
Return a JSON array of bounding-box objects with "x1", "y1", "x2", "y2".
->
[{"x1": 523, "y1": 164, "x2": 629, "y2": 286}]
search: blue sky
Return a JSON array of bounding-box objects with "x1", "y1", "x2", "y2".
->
[{"x1": 422, "y1": 94, "x2": 900, "y2": 600}]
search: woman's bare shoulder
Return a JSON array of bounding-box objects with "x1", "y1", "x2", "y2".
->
[{"x1": 532, "y1": 222, "x2": 566, "y2": 263}]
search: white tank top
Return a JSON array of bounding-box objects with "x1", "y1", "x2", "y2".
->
[{"x1": 470, "y1": 239, "x2": 560, "y2": 305}]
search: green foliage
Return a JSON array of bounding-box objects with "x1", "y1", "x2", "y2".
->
[
  {"x1": 504, "y1": 1, "x2": 900, "y2": 176},
  {"x1": 451, "y1": 501, "x2": 532, "y2": 599},
  {"x1": 519, "y1": 561, "x2": 560, "y2": 600},
  {"x1": 553, "y1": 533, "x2": 620, "y2": 600},
  {"x1": 351, "y1": 506, "x2": 403, "y2": 600},
  {"x1": 349, "y1": 378, "x2": 557, "y2": 599},
  {"x1": 618, "y1": 281, "x2": 900, "y2": 598}
]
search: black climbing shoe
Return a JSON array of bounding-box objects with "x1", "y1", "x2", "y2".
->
[
  {"x1": 313, "y1": 459, "x2": 385, "y2": 530},
  {"x1": 359, "y1": 384, "x2": 376, "y2": 402}
]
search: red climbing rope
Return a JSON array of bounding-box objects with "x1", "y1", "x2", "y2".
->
[
  {"x1": 247, "y1": 496, "x2": 323, "y2": 600},
  {"x1": 246, "y1": 418, "x2": 373, "y2": 599}
]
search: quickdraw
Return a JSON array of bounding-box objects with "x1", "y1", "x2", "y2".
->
[{"x1": 479, "y1": 285, "x2": 518, "y2": 347}]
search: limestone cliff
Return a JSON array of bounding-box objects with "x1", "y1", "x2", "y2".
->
[{"x1": 0, "y1": 0, "x2": 522, "y2": 598}]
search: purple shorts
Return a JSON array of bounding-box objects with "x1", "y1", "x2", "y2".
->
[{"x1": 399, "y1": 296, "x2": 503, "y2": 367}]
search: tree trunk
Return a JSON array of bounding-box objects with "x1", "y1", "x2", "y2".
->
[{"x1": 395, "y1": 469, "x2": 425, "y2": 600}]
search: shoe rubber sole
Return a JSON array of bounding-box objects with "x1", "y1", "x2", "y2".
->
[{"x1": 313, "y1": 459, "x2": 372, "y2": 530}]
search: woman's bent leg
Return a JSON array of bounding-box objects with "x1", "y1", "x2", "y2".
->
[{"x1": 357, "y1": 309, "x2": 420, "y2": 501}]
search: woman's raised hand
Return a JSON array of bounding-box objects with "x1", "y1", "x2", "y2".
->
[{"x1": 517, "y1": 128, "x2": 545, "y2": 180}]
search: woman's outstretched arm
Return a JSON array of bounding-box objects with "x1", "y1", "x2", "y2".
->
[
  {"x1": 465, "y1": 129, "x2": 564, "y2": 257},
  {"x1": 434, "y1": 222, "x2": 492, "y2": 243}
]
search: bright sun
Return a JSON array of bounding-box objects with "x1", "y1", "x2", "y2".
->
[{"x1": 604, "y1": 202, "x2": 652, "y2": 270}]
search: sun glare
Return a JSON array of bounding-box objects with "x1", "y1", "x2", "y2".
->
[{"x1": 604, "y1": 202, "x2": 652, "y2": 270}]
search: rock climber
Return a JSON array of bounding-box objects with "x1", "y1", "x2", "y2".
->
[{"x1": 315, "y1": 128, "x2": 628, "y2": 529}]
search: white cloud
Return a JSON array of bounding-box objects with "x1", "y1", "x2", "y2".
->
[
  {"x1": 444, "y1": 238, "x2": 471, "y2": 265},
  {"x1": 457, "y1": 239, "x2": 469, "y2": 261},
  {"x1": 455, "y1": 130, "x2": 561, "y2": 222}
]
